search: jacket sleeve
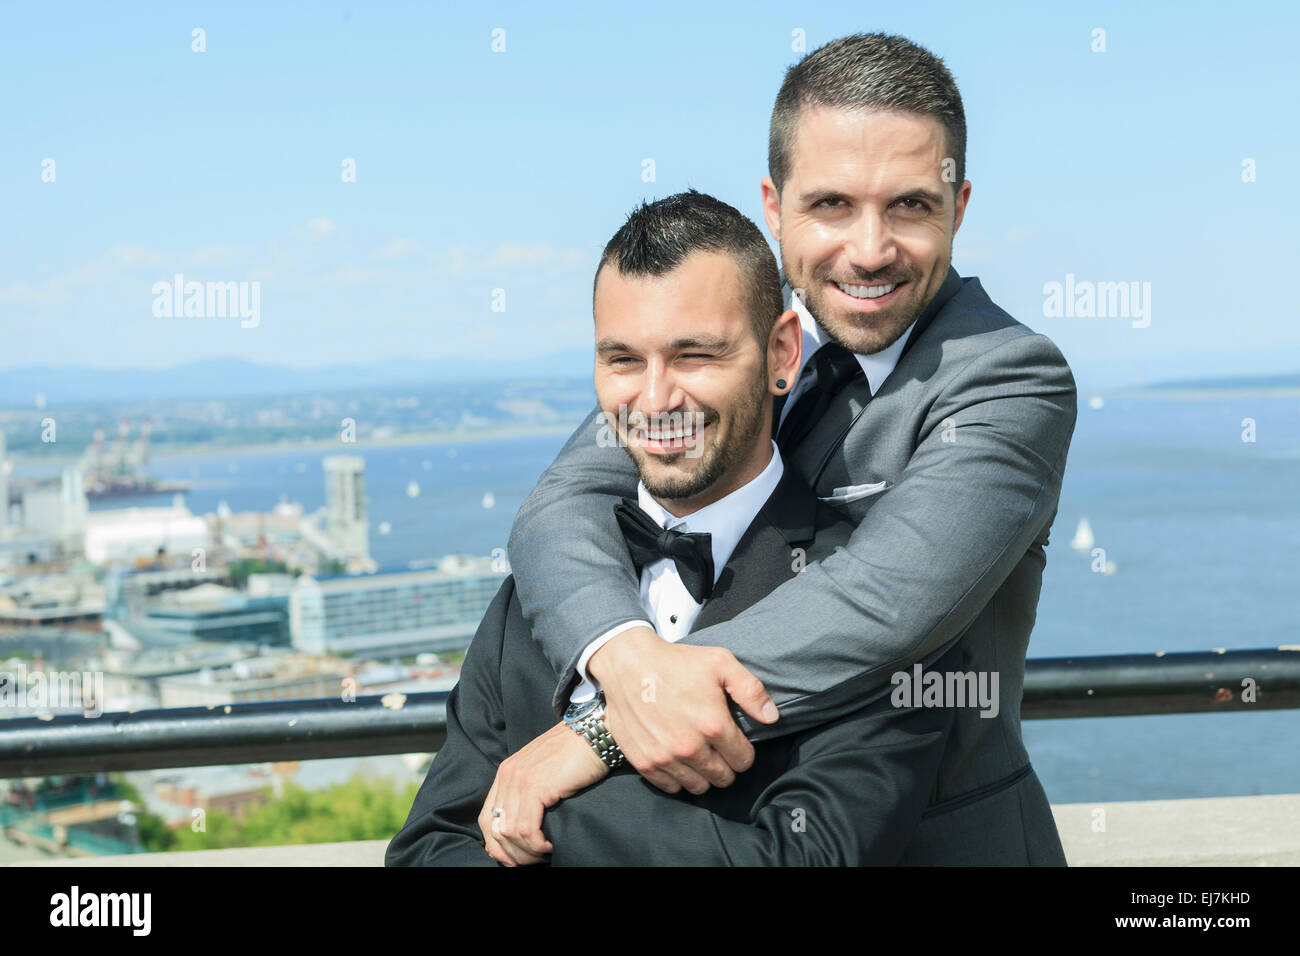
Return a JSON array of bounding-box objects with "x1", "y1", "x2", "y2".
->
[
  {"x1": 506, "y1": 404, "x2": 647, "y2": 713},
  {"x1": 541, "y1": 644, "x2": 960, "y2": 866},
  {"x1": 384, "y1": 580, "x2": 515, "y2": 867},
  {"x1": 680, "y1": 333, "x2": 1076, "y2": 739}
]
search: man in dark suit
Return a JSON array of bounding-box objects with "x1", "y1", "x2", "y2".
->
[
  {"x1": 388, "y1": 190, "x2": 968, "y2": 866},
  {"x1": 504, "y1": 34, "x2": 1075, "y2": 863}
]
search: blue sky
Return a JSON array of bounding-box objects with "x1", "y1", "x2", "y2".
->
[{"x1": 2, "y1": 0, "x2": 1297, "y2": 390}]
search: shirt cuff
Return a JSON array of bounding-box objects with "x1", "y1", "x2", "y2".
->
[{"x1": 569, "y1": 619, "x2": 654, "y2": 705}]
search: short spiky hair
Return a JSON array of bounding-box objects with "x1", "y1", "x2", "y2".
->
[
  {"x1": 768, "y1": 33, "x2": 966, "y2": 196},
  {"x1": 594, "y1": 189, "x2": 784, "y2": 345}
]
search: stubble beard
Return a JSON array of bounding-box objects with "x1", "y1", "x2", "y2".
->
[
  {"x1": 785, "y1": 243, "x2": 952, "y2": 355},
  {"x1": 629, "y1": 372, "x2": 769, "y2": 503}
]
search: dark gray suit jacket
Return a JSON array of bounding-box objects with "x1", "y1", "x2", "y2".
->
[
  {"x1": 385, "y1": 464, "x2": 1017, "y2": 866},
  {"x1": 504, "y1": 268, "x2": 1076, "y2": 861}
]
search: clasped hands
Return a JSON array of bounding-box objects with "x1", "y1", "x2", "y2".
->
[{"x1": 477, "y1": 625, "x2": 779, "y2": 866}]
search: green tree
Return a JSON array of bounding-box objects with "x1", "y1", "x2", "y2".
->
[
  {"x1": 226, "y1": 557, "x2": 293, "y2": 590},
  {"x1": 110, "y1": 774, "x2": 177, "y2": 853},
  {"x1": 166, "y1": 776, "x2": 423, "y2": 851}
]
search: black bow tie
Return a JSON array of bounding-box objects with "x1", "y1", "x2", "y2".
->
[{"x1": 614, "y1": 499, "x2": 715, "y2": 603}]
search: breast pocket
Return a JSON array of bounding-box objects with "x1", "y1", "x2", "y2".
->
[
  {"x1": 817, "y1": 481, "x2": 889, "y2": 505},
  {"x1": 818, "y1": 481, "x2": 891, "y2": 524}
]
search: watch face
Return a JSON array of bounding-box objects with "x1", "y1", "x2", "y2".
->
[{"x1": 563, "y1": 698, "x2": 600, "y2": 723}]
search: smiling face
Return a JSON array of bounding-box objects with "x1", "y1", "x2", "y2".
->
[
  {"x1": 593, "y1": 250, "x2": 800, "y2": 516},
  {"x1": 761, "y1": 107, "x2": 971, "y2": 355}
]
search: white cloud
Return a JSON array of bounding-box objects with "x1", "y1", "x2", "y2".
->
[
  {"x1": 304, "y1": 217, "x2": 336, "y2": 238},
  {"x1": 0, "y1": 282, "x2": 56, "y2": 305},
  {"x1": 434, "y1": 242, "x2": 589, "y2": 276},
  {"x1": 488, "y1": 243, "x2": 586, "y2": 268},
  {"x1": 318, "y1": 263, "x2": 392, "y2": 287},
  {"x1": 372, "y1": 238, "x2": 423, "y2": 260}
]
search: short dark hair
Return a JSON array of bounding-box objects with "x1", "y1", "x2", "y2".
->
[
  {"x1": 768, "y1": 33, "x2": 966, "y2": 197},
  {"x1": 594, "y1": 189, "x2": 784, "y2": 346}
]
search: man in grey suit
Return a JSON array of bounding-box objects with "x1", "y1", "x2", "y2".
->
[
  {"x1": 497, "y1": 33, "x2": 1076, "y2": 863},
  {"x1": 388, "y1": 190, "x2": 966, "y2": 866}
]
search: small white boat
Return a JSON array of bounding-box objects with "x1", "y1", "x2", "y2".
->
[
  {"x1": 406, "y1": 480, "x2": 420, "y2": 498},
  {"x1": 481, "y1": 490, "x2": 495, "y2": 509},
  {"x1": 1069, "y1": 517, "x2": 1095, "y2": 552}
]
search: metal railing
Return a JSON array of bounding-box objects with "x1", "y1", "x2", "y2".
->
[{"x1": 1, "y1": 648, "x2": 1297, "y2": 779}]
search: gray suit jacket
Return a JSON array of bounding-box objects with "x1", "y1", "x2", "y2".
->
[
  {"x1": 505, "y1": 268, "x2": 1076, "y2": 853},
  {"x1": 387, "y1": 464, "x2": 1043, "y2": 865}
]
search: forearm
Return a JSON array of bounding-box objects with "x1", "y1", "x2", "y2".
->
[{"x1": 507, "y1": 403, "x2": 646, "y2": 710}]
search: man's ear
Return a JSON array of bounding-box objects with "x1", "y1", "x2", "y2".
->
[
  {"x1": 760, "y1": 177, "x2": 781, "y2": 242},
  {"x1": 951, "y1": 180, "x2": 972, "y2": 236},
  {"x1": 768, "y1": 308, "x2": 802, "y2": 395}
]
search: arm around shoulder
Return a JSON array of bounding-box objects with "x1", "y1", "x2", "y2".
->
[{"x1": 681, "y1": 332, "x2": 1078, "y2": 739}]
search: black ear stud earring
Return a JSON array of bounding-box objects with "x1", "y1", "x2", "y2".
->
[{"x1": 776, "y1": 379, "x2": 787, "y2": 390}]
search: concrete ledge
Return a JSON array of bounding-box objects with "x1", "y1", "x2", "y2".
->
[
  {"x1": 1052, "y1": 793, "x2": 1300, "y2": 866},
  {"x1": 9, "y1": 839, "x2": 392, "y2": 867},
  {"x1": 10, "y1": 794, "x2": 1300, "y2": 866}
]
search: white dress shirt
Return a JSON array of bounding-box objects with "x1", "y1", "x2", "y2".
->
[
  {"x1": 569, "y1": 441, "x2": 784, "y2": 704},
  {"x1": 572, "y1": 292, "x2": 913, "y2": 703}
]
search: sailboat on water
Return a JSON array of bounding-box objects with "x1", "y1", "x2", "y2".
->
[{"x1": 1069, "y1": 517, "x2": 1094, "y2": 552}]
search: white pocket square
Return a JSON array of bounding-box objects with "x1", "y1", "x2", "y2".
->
[{"x1": 818, "y1": 481, "x2": 889, "y2": 504}]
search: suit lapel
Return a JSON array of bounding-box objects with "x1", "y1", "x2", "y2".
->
[
  {"x1": 689, "y1": 466, "x2": 818, "y2": 634},
  {"x1": 794, "y1": 267, "x2": 965, "y2": 489},
  {"x1": 789, "y1": 375, "x2": 872, "y2": 490}
]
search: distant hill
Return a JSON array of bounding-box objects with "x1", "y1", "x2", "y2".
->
[
  {"x1": 1145, "y1": 371, "x2": 1300, "y2": 391},
  {"x1": 0, "y1": 352, "x2": 595, "y2": 404}
]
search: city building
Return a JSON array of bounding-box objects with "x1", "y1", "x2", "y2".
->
[
  {"x1": 132, "y1": 583, "x2": 289, "y2": 648},
  {"x1": 97, "y1": 641, "x2": 261, "y2": 711},
  {"x1": 0, "y1": 573, "x2": 105, "y2": 631},
  {"x1": 322, "y1": 455, "x2": 370, "y2": 572},
  {"x1": 288, "y1": 556, "x2": 506, "y2": 657},
  {"x1": 21, "y1": 466, "x2": 88, "y2": 557},
  {"x1": 156, "y1": 652, "x2": 350, "y2": 708},
  {"x1": 0, "y1": 429, "x2": 8, "y2": 530},
  {"x1": 84, "y1": 497, "x2": 207, "y2": 565}
]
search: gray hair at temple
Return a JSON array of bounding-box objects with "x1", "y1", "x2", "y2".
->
[
  {"x1": 594, "y1": 189, "x2": 784, "y2": 347},
  {"x1": 768, "y1": 32, "x2": 967, "y2": 197}
]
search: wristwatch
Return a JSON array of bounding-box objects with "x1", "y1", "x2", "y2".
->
[{"x1": 562, "y1": 694, "x2": 627, "y2": 769}]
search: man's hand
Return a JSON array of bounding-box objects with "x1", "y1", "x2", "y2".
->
[
  {"x1": 478, "y1": 722, "x2": 608, "y2": 867},
  {"x1": 588, "y1": 626, "x2": 779, "y2": 795}
]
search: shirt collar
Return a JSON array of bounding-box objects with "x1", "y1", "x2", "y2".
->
[
  {"x1": 635, "y1": 440, "x2": 784, "y2": 585},
  {"x1": 787, "y1": 288, "x2": 916, "y2": 398}
]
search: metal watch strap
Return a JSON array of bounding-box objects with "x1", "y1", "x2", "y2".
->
[{"x1": 572, "y1": 704, "x2": 627, "y2": 769}]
